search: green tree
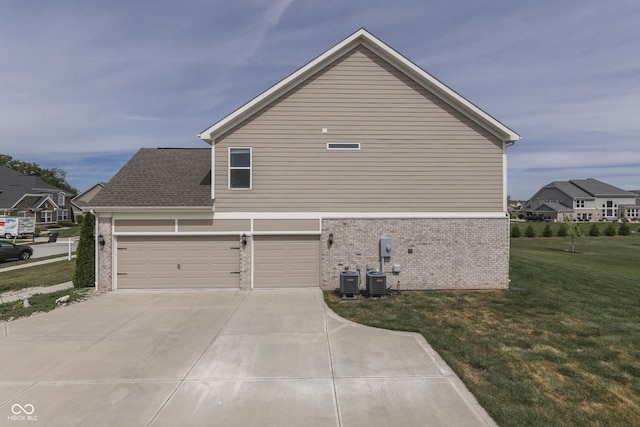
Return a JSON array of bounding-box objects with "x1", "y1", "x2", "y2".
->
[
  {"x1": 562, "y1": 215, "x2": 584, "y2": 253},
  {"x1": 589, "y1": 223, "x2": 600, "y2": 237},
  {"x1": 525, "y1": 224, "x2": 536, "y2": 237},
  {"x1": 557, "y1": 223, "x2": 568, "y2": 237},
  {"x1": 511, "y1": 224, "x2": 521, "y2": 238},
  {"x1": 604, "y1": 224, "x2": 616, "y2": 236},
  {"x1": 73, "y1": 212, "x2": 95, "y2": 287},
  {"x1": 618, "y1": 222, "x2": 631, "y2": 236},
  {"x1": 543, "y1": 223, "x2": 553, "y2": 237},
  {"x1": 0, "y1": 153, "x2": 77, "y2": 194}
]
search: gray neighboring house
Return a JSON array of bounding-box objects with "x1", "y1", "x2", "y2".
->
[
  {"x1": 524, "y1": 178, "x2": 639, "y2": 222},
  {"x1": 0, "y1": 165, "x2": 73, "y2": 225},
  {"x1": 89, "y1": 29, "x2": 520, "y2": 292}
]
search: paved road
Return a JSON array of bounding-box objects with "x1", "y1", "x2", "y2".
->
[{"x1": 31, "y1": 239, "x2": 78, "y2": 259}]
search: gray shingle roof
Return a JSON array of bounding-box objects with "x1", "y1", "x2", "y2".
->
[
  {"x1": 569, "y1": 179, "x2": 635, "y2": 198},
  {"x1": 0, "y1": 166, "x2": 66, "y2": 209},
  {"x1": 89, "y1": 148, "x2": 212, "y2": 208}
]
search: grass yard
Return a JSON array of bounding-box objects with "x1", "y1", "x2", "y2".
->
[
  {"x1": 324, "y1": 231, "x2": 640, "y2": 427},
  {"x1": 0, "y1": 288, "x2": 90, "y2": 322},
  {"x1": 0, "y1": 259, "x2": 76, "y2": 293}
]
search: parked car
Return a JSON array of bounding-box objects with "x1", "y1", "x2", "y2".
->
[
  {"x1": 0, "y1": 240, "x2": 33, "y2": 262},
  {"x1": 525, "y1": 213, "x2": 548, "y2": 222}
]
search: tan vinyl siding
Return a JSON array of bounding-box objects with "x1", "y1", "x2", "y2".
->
[
  {"x1": 178, "y1": 218, "x2": 251, "y2": 232},
  {"x1": 115, "y1": 219, "x2": 175, "y2": 232},
  {"x1": 253, "y1": 219, "x2": 320, "y2": 232},
  {"x1": 215, "y1": 46, "x2": 504, "y2": 212}
]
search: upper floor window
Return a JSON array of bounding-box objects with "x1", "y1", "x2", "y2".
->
[
  {"x1": 58, "y1": 193, "x2": 65, "y2": 206},
  {"x1": 229, "y1": 147, "x2": 251, "y2": 189},
  {"x1": 575, "y1": 199, "x2": 585, "y2": 208}
]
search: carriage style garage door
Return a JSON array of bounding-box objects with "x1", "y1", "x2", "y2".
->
[
  {"x1": 253, "y1": 235, "x2": 320, "y2": 288},
  {"x1": 116, "y1": 236, "x2": 240, "y2": 289}
]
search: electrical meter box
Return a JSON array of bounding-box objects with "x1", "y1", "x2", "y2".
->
[{"x1": 380, "y1": 238, "x2": 392, "y2": 258}]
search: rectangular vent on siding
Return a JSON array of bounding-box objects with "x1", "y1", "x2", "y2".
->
[{"x1": 327, "y1": 142, "x2": 361, "y2": 150}]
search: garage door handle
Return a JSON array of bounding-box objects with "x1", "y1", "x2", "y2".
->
[
  {"x1": 177, "y1": 264, "x2": 181, "y2": 270},
  {"x1": 230, "y1": 271, "x2": 240, "y2": 274}
]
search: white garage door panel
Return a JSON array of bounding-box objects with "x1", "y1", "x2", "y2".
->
[
  {"x1": 117, "y1": 236, "x2": 239, "y2": 289},
  {"x1": 254, "y1": 236, "x2": 320, "y2": 288}
]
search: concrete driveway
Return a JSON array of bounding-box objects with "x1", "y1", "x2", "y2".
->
[{"x1": 0, "y1": 289, "x2": 496, "y2": 426}]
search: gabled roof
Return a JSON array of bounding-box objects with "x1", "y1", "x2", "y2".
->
[
  {"x1": 0, "y1": 165, "x2": 68, "y2": 209},
  {"x1": 71, "y1": 182, "x2": 106, "y2": 210},
  {"x1": 569, "y1": 178, "x2": 636, "y2": 198},
  {"x1": 532, "y1": 201, "x2": 573, "y2": 213},
  {"x1": 547, "y1": 181, "x2": 593, "y2": 199},
  {"x1": 198, "y1": 28, "x2": 520, "y2": 144},
  {"x1": 89, "y1": 149, "x2": 212, "y2": 209}
]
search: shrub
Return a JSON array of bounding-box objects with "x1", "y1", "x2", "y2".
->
[
  {"x1": 525, "y1": 225, "x2": 536, "y2": 237},
  {"x1": 589, "y1": 224, "x2": 600, "y2": 237},
  {"x1": 618, "y1": 222, "x2": 631, "y2": 236},
  {"x1": 511, "y1": 224, "x2": 521, "y2": 238},
  {"x1": 72, "y1": 212, "x2": 95, "y2": 288},
  {"x1": 543, "y1": 224, "x2": 553, "y2": 237},
  {"x1": 557, "y1": 223, "x2": 568, "y2": 237},
  {"x1": 604, "y1": 224, "x2": 616, "y2": 236}
]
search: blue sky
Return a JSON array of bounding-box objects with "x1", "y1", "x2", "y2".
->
[{"x1": 1, "y1": 0, "x2": 638, "y2": 199}]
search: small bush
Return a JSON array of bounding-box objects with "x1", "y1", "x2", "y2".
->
[
  {"x1": 511, "y1": 224, "x2": 521, "y2": 238},
  {"x1": 557, "y1": 224, "x2": 568, "y2": 237},
  {"x1": 589, "y1": 224, "x2": 600, "y2": 237},
  {"x1": 543, "y1": 224, "x2": 553, "y2": 237},
  {"x1": 604, "y1": 224, "x2": 616, "y2": 236},
  {"x1": 525, "y1": 225, "x2": 536, "y2": 237},
  {"x1": 618, "y1": 222, "x2": 631, "y2": 236}
]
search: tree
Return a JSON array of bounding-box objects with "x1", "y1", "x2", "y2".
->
[
  {"x1": 511, "y1": 224, "x2": 521, "y2": 238},
  {"x1": 525, "y1": 224, "x2": 536, "y2": 237},
  {"x1": 543, "y1": 223, "x2": 553, "y2": 237},
  {"x1": 562, "y1": 215, "x2": 583, "y2": 253},
  {"x1": 589, "y1": 223, "x2": 600, "y2": 237},
  {"x1": 0, "y1": 153, "x2": 77, "y2": 194},
  {"x1": 73, "y1": 212, "x2": 95, "y2": 287},
  {"x1": 604, "y1": 224, "x2": 616, "y2": 236},
  {"x1": 618, "y1": 222, "x2": 631, "y2": 236}
]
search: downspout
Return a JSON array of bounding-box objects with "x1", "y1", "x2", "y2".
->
[{"x1": 91, "y1": 209, "x2": 98, "y2": 290}]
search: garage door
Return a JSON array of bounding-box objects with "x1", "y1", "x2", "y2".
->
[
  {"x1": 254, "y1": 235, "x2": 320, "y2": 288},
  {"x1": 116, "y1": 236, "x2": 240, "y2": 289}
]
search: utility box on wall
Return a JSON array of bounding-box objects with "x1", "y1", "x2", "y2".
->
[{"x1": 380, "y1": 238, "x2": 392, "y2": 258}]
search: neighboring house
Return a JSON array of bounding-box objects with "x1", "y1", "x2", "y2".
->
[
  {"x1": 523, "y1": 178, "x2": 639, "y2": 222},
  {"x1": 89, "y1": 29, "x2": 520, "y2": 292},
  {"x1": 0, "y1": 165, "x2": 74, "y2": 225},
  {"x1": 71, "y1": 182, "x2": 105, "y2": 218}
]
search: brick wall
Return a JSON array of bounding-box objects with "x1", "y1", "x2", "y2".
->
[
  {"x1": 321, "y1": 218, "x2": 509, "y2": 290},
  {"x1": 239, "y1": 235, "x2": 251, "y2": 290},
  {"x1": 97, "y1": 216, "x2": 112, "y2": 291}
]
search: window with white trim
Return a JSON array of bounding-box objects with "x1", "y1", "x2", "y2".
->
[
  {"x1": 575, "y1": 199, "x2": 585, "y2": 208},
  {"x1": 229, "y1": 147, "x2": 252, "y2": 189},
  {"x1": 58, "y1": 193, "x2": 65, "y2": 206},
  {"x1": 57, "y1": 209, "x2": 68, "y2": 221},
  {"x1": 42, "y1": 211, "x2": 53, "y2": 223}
]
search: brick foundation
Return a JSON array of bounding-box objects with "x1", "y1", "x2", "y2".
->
[{"x1": 321, "y1": 218, "x2": 509, "y2": 290}]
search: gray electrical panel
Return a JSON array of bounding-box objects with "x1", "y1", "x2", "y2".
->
[{"x1": 380, "y1": 238, "x2": 392, "y2": 258}]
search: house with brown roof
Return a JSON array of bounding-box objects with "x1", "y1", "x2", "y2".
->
[
  {"x1": 0, "y1": 165, "x2": 74, "y2": 225},
  {"x1": 89, "y1": 29, "x2": 520, "y2": 292},
  {"x1": 523, "y1": 178, "x2": 639, "y2": 222}
]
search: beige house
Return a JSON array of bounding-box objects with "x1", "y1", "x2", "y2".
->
[{"x1": 89, "y1": 29, "x2": 520, "y2": 292}]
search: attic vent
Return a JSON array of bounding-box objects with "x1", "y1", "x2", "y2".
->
[{"x1": 327, "y1": 142, "x2": 360, "y2": 150}]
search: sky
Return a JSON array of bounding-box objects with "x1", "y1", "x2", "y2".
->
[{"x1": 1, "y1": 0, "x2": 638, "y2": 200}]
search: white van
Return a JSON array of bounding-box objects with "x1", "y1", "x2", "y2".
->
[{"x1": 0, "y1": 217, "x2": 36, "y2": 239}]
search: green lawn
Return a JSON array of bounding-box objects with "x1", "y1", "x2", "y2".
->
[
  {"x1": 0, "y1": 260, "x2": 76, "y2": 293},
  {"x1": 325, "y1": 231, "x2": 640, "y2": 427}
]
